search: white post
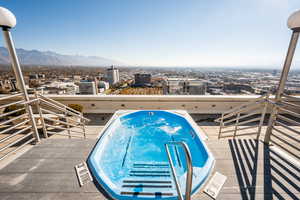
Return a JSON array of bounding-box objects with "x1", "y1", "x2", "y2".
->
[
  {"x1": 234, "y1": 113, "x2": 240, "y2": 138},
  {"x1": 257, "y1": 94, "x2": 269, "y2": 140},
  {"x1": 218, "y1": 113, "x2": 224, "y2": 139},
  {"x1": 35, "y1": 91, "x2": 48, "y2": 138},
  {"x1": 2, "y1": 28, "x2": 40, "y2": 142},
  {"x1": 264, "y1": 31, "x2": 299, "y2": 144}
]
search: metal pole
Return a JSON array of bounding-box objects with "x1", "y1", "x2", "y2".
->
[
  {"x1": 2, "y1": 27, "x2": 40, "y2": 142},
  {"x1": 257, "y1": 94, "x2": 269, "y2": 140},
  {"x1": 181, "y1": 142, "x2": 193, "y2": 200},
  {"x1": 35, "y1": 91, "x2": 48, "y2": 138},
  {"x1": 275, "y1": 31, "x2": 299, "y2": 99},
  {"x1": 264, "y1": 31, "x2": 299, "y2": 144},
  {"x1": 81, "y1": 113, "x2": 86, "y2": 139},
  {"x1": 165, "y1": 144, "x2": 184, "y2": 200},
  {"x1": 234, "y1": 113, "x2": 240, "y2": 138},
  {"x1": 218, "y1": 113, "x2": 224, "y2": 139},
  {"x1": 67, "y1": 122, "x2": 71, "y2": 139},
  {"x1": 165, "y1": 142, "x2": 193, "y2": 200}
]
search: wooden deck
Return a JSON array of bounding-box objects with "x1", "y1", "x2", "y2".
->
[{"x1": 0, "y1": 125, "x2": 299, "y2": 200}]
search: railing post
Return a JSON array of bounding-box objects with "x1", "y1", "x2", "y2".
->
[
  {"x1": 67, "y1": 123, "x2": 71, "y2": 139},
  {"x1": 35, "y1": 91, "x2": 48, "y2": 138},
  {"x1": 65, "y1": 111, "x2": 71, "y2": 138},
  {"x1": 2, "y1": 28, "x2": 40, "y2": 143},
  {"x1": 218, "y1": 113, "x2": 224, "y2": 139},
  {"x1": 257, "y1": 94, "x2": 269, "y2": 140},
  {"x1": 81, "y1": 113, "x2": 86, "y2": 139},
  {"x1": 265, "y1": 31, "x2": 299, "y2": 144},
  {"x1": 234, "y1": 113, "x2": 240, "y2": 138}
]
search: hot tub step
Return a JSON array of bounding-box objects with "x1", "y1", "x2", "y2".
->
[
  {"x1": 120, "y1": 162, "x2": 176, "y2": 197},
  {"x1": 130, "y1": 164, "x2": 171, "y2": 177},
  {"x1": 129, "y1": 174, "x2": 171, "y2": 177},
  {"x1": 122, "y1": 184, "x2": 172, "y2": 188},
  {"x1": 123, "y1": 180, "x2": 172, "y2": 184},
  {"x1": 130, "y1": 170, "x2": 170, "y2": 174},
  {"x1": 133, "y1": 163, "x2": 169, "y2": 168},
  {"x1": 120, "y1": 191, "x2": 174, "y2": 196}
]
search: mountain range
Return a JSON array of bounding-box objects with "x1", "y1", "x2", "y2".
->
[{"x1": 0, "y1": 47, "x2": 123, "y2": 66}]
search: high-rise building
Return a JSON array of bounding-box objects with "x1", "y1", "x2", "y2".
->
[
  {"x1": 185, "y1": 80, "x2": 206, "y2": 95},
  {"x1": 106, "y1": 66, "x2": 120, "y2": 86},
  {"x1": 163, "y1": 78, "x2": 206, "y2": 95},
  {"x1": 79, "y1": 81, "x2": 97, "y2": 95},
  {"x1": 134, "y1": 73, "x2": 152, "y2": 87}
]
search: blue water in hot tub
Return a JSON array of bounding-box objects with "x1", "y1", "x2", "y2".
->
[{"x1": 87, "y1": 111, "x2": 214, "y2": 200}]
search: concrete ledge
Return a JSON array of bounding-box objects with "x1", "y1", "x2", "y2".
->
[
  {"x1": 37, "y1": 95, "x2": 277, "y2": 114},
  {"x1": 2, "y1": 94, "x2": 299, "y2": 114}
]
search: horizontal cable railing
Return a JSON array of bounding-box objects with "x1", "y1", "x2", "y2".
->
[
  {"x1": 0, "y1": 93, "x2": 37, "y2": 161},
  {"x1": 216, "y1": 93, "x2": 269, "y2": 117},
  {"x1": 35, "y1": 93, "x2": 90, "y2": 139},
  {"x1": 215, "y1": 93, "x2": 269, "y2": 139},
  {"x1": 0, "y1": 92, "x2": 91, "y2": 162},
  {"x1": 267, "y1": 94, "x2": 300, "y2": 161}
]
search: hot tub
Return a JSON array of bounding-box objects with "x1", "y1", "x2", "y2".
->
[{"x1": 87, "y1": 110, "x2": 214, "y2": 200}]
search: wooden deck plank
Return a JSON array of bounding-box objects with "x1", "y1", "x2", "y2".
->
[{"x1": 0, "y1": 125, "x2": 299, "y2": 200}]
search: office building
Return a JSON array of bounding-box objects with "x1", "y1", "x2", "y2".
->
[
  {"x1": 134, "y1": 73, "x2": 152, "y2": 87},
  {"x1": 79, "y1": 81, "x2": 97, "y2": 95},
  {"x1": 106, "y1": 65, "x2": 120, "y2": 86}
]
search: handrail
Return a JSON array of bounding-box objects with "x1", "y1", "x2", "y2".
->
[
  {"x1": 38, "y1": 98, "x2": 90, "y2": 122},
  {"x1": 0, "y1": 100, "x2": 25, "y2": 110},
  {"x1": 216, "y1": 93, "x2": 269, "y2": 139},
  {"x1": 0, "y1": 119, "x2": 30, "y2": 135},
  {"x1": 0, "y1": 107, "x2": 25, "y2": 118},
  {"x1": 0, "y1": 113, "x2": 28, "y2": 126},
  {"x1": 0, "y1": 126, "x2": 31, "y2": 143},
  {"x1": 40, "y1": 108, "x2": 84, "y2": 125},
  {"x1": 220, "y1": 101, "x2": 264, "y2": 121},
  {"x1": 165, "y1": 141, "x2": 193, "y2": 200},
  {"x1": 38, "y1": 94, "x2": 81, "y2": 114},
  {"x1": 0, "y1": 92, "x2": 40, "y2": 162},
  {"x1": 222, "y1": 110, "x2": 261, "y2": 125},
  {"x1": 0, "y1": 92, "x2": 23, "y2": 101},
  {"x1": 216, "y1": 93, "x2": 270, "y2": 122},
  {"x1": 43, "y1": 116, "x2": 84, "y2": 129},
  {"x1": 222, "y1": 93, "x2": 268, "y2": 114},
  {"x1": 33, "y1": 92, "x2": 89, "y2": 139},
  {"x1": 281, "y1": 94, "x2": 300, "y2": 101},
  {"x1": 222, "y1": 116, "x2": 262, "y2": 128}
]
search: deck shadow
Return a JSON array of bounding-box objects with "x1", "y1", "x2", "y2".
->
[
  {"x1": 229, "y1": 139, "x2": 259, "y2": 200},
  {"x1": 264, "y1": 145, "x2": 300, "y2": 200},
  {"x1": 229, "y1": 139, "x2": 300, "y2": 200}
]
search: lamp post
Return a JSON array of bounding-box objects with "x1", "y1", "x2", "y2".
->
[
  {"x1": 0, "y1": 7, "x2": 40, "y2": 142},
  {"x1": 264, "y1": 10, "x2": 300, "y2": 143}
]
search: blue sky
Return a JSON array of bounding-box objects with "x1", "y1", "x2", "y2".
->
[{"x1": 1, "y1": 0, "x2": 300, "y2": 67}]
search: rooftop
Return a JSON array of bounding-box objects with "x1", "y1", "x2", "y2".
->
[
  {"x1": 0, "y1": 122, "x2": 298, "y2": 200},
  {"x1": 0, "y1": 5, "x2": 299, "y2": 200}
]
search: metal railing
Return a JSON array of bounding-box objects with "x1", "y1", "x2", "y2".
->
[
  {"x1": 215, "y1": 93, "x2": 269, "y2": 139},
  {"x1": 0, "y1": 93, "x2": 39, "y2": 161},
  {"x1": 35, "y1": 93, "x2": 90, "y2": 139},
  {"x1": 0, "y1": 92, "x2": 91, "y2": 162},
  {"x1": 165, "y1": 141, "x2": 193, "y2": 200},
  {"x1": 264, "y1": 93, "x2": 300, "y2": 161},
  {"x1": 216, "y1": 91, "x2": 299, "y2": 161}
]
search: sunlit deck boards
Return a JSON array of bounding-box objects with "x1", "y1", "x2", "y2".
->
[{"x1": 0, "y1": 125, "x2": 299, "y2": 200}]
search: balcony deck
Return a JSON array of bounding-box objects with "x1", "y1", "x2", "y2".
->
[{"x1": 0, "y1": 124, "x2": 299, "y2": 200}]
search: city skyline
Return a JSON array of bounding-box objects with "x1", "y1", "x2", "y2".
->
[{"x1": 1, "y1": 0, "x2": 300, "y2": 67}]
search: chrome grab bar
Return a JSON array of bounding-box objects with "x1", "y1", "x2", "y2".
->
[{"x1": 165, "y1": 141, "x2": 193, "y2": 200}]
